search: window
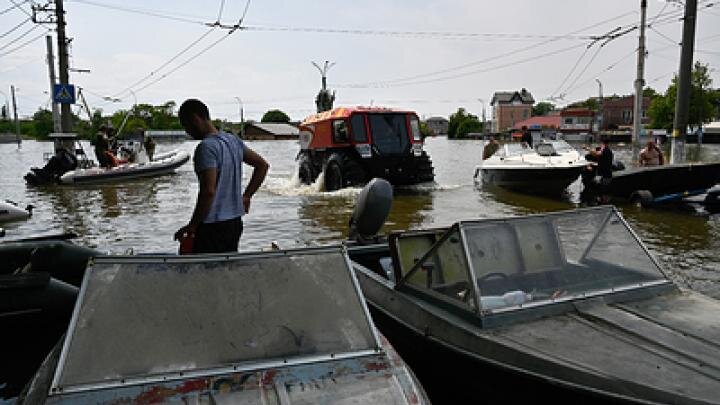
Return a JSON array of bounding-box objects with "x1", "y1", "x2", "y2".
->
[
  {"x1": 410, "y1": 116, "x2": 421, "y2": 141},
  {"x1": 622, "y1": 110, "x2": 632, "y2": 123},
  {"x1": 368, "y1": 114, "x2": 410, "y2": 155},
  {"x1": 350, "y1": 114, "x2": 368, "y2": 143},
  {"x1": 333, "y1": 120, "x2": 348, "y2": 143},
  {"x1": 564, "y1": 118, "x2": 573, "y2": 125}
]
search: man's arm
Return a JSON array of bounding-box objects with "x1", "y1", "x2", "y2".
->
[
  {"x1": 242, "y1": 146, "x2": 269, "y2": 213},
  {"x1": 174, "y1": 168, "x2": 217, "y2": 240}
]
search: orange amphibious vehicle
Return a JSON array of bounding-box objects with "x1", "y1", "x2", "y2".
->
[{"x1": 297, "y1": 107, "x2": 434, "y2": 191}]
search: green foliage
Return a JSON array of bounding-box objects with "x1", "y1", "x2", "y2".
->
[
  {"x1": 532, "y1": 102, "x2": 555, "y2": 116},
  {"x1": 261, "y1": 109, "x2": 290, "y2": 123},
  {"x1": 419, "y1": 121, "x2": 432, "y2": 138},
  {"x1": 642, "y1": 87, "x2": 659, "y2": 99},
  {"x1": 649, "y1": 62, "x2": 716, "y2": 130},
  {"x1": 32, "y1": 109, "x2": 54, "y2": 139},
  {"x1": 456, "y1": 119, "x2": 483, "y2": 138},
  {"x1": 448, "y1": 108, "x2": 481, "y2": 139}
]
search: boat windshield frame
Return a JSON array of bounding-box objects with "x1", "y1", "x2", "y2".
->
[
  {"x1": 393, "y1": 206, "x2": 673, "y2": 324},
  {"x1": 50, "y1": 246, "x2": 382, "y2": 395},
  {"x1": 498, "y1": 142, "x2": 533, "y2": 158}
]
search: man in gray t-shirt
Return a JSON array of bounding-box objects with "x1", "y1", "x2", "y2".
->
[{"x1": 174, "y1": 99, "x2": 269, "y2": 253}]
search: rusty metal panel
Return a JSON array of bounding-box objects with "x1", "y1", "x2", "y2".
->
[{"x1": 52, "y1": 249, "x2": 377, "y2": 393}]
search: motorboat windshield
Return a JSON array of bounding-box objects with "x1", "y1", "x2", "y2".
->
[
  {"x1": 497, "y1": 142, "x2": 533, "y2": 158},
  {"x1": 50, "y1": 247, "x2": 379, "y2": 394},
  {"x1": 390, "y1": 207, "x2": 670, "y2": 321}
]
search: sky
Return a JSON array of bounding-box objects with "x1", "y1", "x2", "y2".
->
[{"x1": 1, "y1": 0, "x2": 720, "y2": 122}]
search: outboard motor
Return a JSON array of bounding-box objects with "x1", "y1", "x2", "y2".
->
[
  {"x1": 704, "y1": 185, "x2": 720, "y2": 214},
  {"x1": 24, "y1": 149, "x2": 78, "y2": 186},
  {"x1": 349, "y1": 178, "x2": 393, "y2": 244}
]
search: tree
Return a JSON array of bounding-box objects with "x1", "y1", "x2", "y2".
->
[
  {"x1": 532, "y1": 102, "x2": 555, "y2": 116},
  {"x1": 649, "y1": 61, "x2": 715, "y2": 130},
  {"x1": 32, "y1": 109, "x2": 54, "y2": 139},
  {"x1": 448, "y1": 107, "x2": 480, "y2": 139},
  {"x1": 261, "y1": 109, "x2": 290, "y2": 123},
  {"x1": 456, "y1": 119, "x2": 483, "y2": 138}
]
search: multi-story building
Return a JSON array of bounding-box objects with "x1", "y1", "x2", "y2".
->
[
  {"x1": 425, "y1": 116, "x2": 449, "y2": 135},
  {"x1": 600, "y1": 95, "x2": 651, "y2": 130},
  {"x1": 490, "y1": 88, "x2": 534, "y2": 133},
  {"x1": 559, "y1": 107, "x2": 594, "y2": 134}
]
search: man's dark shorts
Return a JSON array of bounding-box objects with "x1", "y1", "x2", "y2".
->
[{"x1": 193, "y1": 216, "x2": 243, "y2": 254}]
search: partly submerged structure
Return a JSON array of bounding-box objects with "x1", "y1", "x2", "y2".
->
[
  {"x1": 21, "y1": 248, "x2": 427, "y2": 404},
  {"x1": 350, "y1": 206, "x2": 720, "y2": 404}
]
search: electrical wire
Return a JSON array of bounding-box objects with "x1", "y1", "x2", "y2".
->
[
  {"x1": 0, "y1": 18, "x2": 30, "y2": 40},
  {"x1": 0, "y1": 0, "x2": 29, "y2": 15},
  {"x1": 549, "y1": 46, "x2": 593, "y2": 100},
  {"x1": 109, "y1": 0, "x2": 233, "y2": 99},
  {"x1": 67, "y1": 0, "x2": 209, "y2": 25},
  {"x1": 334, "y1": 10, "x2": 639, "y2": 89},
  {"x1": 559, "y1": 44, "x2": 605, "y2": 97},
  {"x1": 7, "y1": 0, "x2": 32, "y2": 18},
  {"x1": 0, "y1": 29, "x2": 50, "y2": 58},
  {"x1": 0, "y1": 24, "x2": 40, "y2": 51},
  {"x1": 109, "y1": 28, "x2": 216, "y2": 99}
]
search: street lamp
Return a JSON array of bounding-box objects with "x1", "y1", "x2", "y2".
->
[
  {"x1": 478, "y1": 98, "x2": 487, "y2": 136},
  {"x1": 234, "y1": 96, "x2": 244, "y2": 138}
]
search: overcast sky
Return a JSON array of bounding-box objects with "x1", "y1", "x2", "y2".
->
[{"x1": 1, "y1": 0, "x2": 719, "y2": 122}]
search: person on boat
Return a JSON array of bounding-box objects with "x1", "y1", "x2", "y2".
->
[
  {"x1": 638, "y1": 141, "x2": 664, "y2": 166},
  {"x1": 94, "y1": 126, "x2": 111, "y2": 168},
  {"x1": 482, "y1": 136, "x2": 500, "y2": 160},
  {"x1": 143, "y1": 132, "x2": 156, "y2": 161},
  {"x1": 174, "y1": 99, "x2": 269, "y2": 254},
  {"x1": 521, "y1": 126, "x2": 533, "y2": 148}
]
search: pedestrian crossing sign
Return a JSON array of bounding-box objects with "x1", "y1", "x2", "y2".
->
[{"x1": 53, "y1": 84, "x2": 76, "y2": 104}]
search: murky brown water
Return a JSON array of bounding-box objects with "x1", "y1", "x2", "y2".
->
[{"x1": 1, "y1": 137, "x2": 719, "y2": 298}]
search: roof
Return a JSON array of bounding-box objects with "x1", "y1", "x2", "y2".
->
[
  {"x1": 491, "y1": 89, "x2": 535, "y2": 105},
  {"x1": 513, "y1": 115, "x2": 561, "y2": 130},
  {"x1": 302, "y1": 106, "x2": 414, "y2": 125},
  {"x1": 560, "y1": 107, "x2": 595, "y2": 117},
  {"x1": 426, "y1": 116, "x2": 448, "y2": 123},
  {"x1": 248, "y1": 122, "x2": 299, "y2": 135}
]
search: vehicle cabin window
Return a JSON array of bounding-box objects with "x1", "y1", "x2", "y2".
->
[
  {"x1": 368, "y1": 113, "x2": 410, "y2": 155},
  {"x1": 333, "y1": 120, "x2": 348, "y2": 143},
  {"x1": 410, "y1": 117, "x2": 421, "y2": 141},
  {"x1": 350, "y1": 114, "x2": 368, "y2": 143}
]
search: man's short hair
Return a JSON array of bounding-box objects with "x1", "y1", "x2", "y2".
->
[{"x1": 179, "y1": 99, "x2": 210, "y2": 121}]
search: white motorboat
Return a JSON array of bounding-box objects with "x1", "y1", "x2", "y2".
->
[
  {"x1": 0, "y1": 200, "x2": 32, "y2": 223},
  {"x1": 58, "y1": 149, "x2": 189, "y2": 184},
  {"x1": 474, "y1": 142, "x2": 587, "y2": 194}
]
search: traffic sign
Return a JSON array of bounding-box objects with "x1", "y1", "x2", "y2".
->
[{"x1": 53, "y1": 84, "x2": 76, "y2": 104}]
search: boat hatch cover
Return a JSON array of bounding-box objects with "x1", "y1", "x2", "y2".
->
[
  {"x1": 50, "y1": 247, "x2": 379, "y2": 394},
  {"x1": 391, "y1": 206, "x2": 672, "y2": 321}
]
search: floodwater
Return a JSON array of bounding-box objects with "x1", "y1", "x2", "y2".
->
[
  {"x1": 1, "y1": 137, "x2": 719, "y2": 303},
  {"x1": 1, "y1": 136, "x2": 720, "y2": 402}
]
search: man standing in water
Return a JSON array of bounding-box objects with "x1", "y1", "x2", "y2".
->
[{"x1": 174, "y1": 99, "x2": 269, "y2": 253}]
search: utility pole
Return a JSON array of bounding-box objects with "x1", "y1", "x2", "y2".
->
[
  {"x1": 11, "y1": 85, "x2": 20, "y2": 141},
  {"x1": 55, "y1": 0, "x2": 72, "y2": 133},
  {"x1": 235, "y1": 97, "x2": 244, "y2": 138},
  {"x1": 46, "y1": 35, "x2": 62, "y2": 133},
  {"x1": 671, "y1": 0, "x2": 698, "y2": 164},
  {"x1": 632, "y1": 0, "x2": 647, "y2": 158},
  {"x1": 596, "y1": 78, "x2": 603, "y2": 133}
]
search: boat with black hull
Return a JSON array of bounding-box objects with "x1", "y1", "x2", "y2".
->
[
  {"x1": 349, "y1": 205, "x2": 720, "y2": 404},
  {"x1": 582, "y1": 161, "x2": 720, "y2": 207},
  {"x1": 474, "y1": 142, "x2": 587, "y2": 195},
  {"x1": 19, "y1": 247, "x2": 428, "y2": 405}
]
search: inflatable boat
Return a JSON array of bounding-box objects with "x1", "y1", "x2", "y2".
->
[
  {"x1": 0, "y1": 200, "x2": 33, "y2": 223},
  {"x1": 58, "y1": 149, "x2": 189, "y2": 184}
]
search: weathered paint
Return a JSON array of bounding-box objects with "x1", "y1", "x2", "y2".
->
[{"x1": 46, "y1": 350, "x2": 427, "y2": 405}]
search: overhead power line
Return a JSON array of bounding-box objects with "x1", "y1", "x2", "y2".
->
[
  {"x1": 0, "y1": 17, "x2": 31, "y2": 40},
  {"x1": 0, "y1": 24, "x2": 40, "y2": 51},
  {"x1": 67, "y1": 0, "x2": 209, "y2": 25},
  {"x1": 0, "y1": 0, "x2": 29, "y2": 15},
  {"x1": 0, "y1": 29, "x2": 51, "y2": 58}
]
